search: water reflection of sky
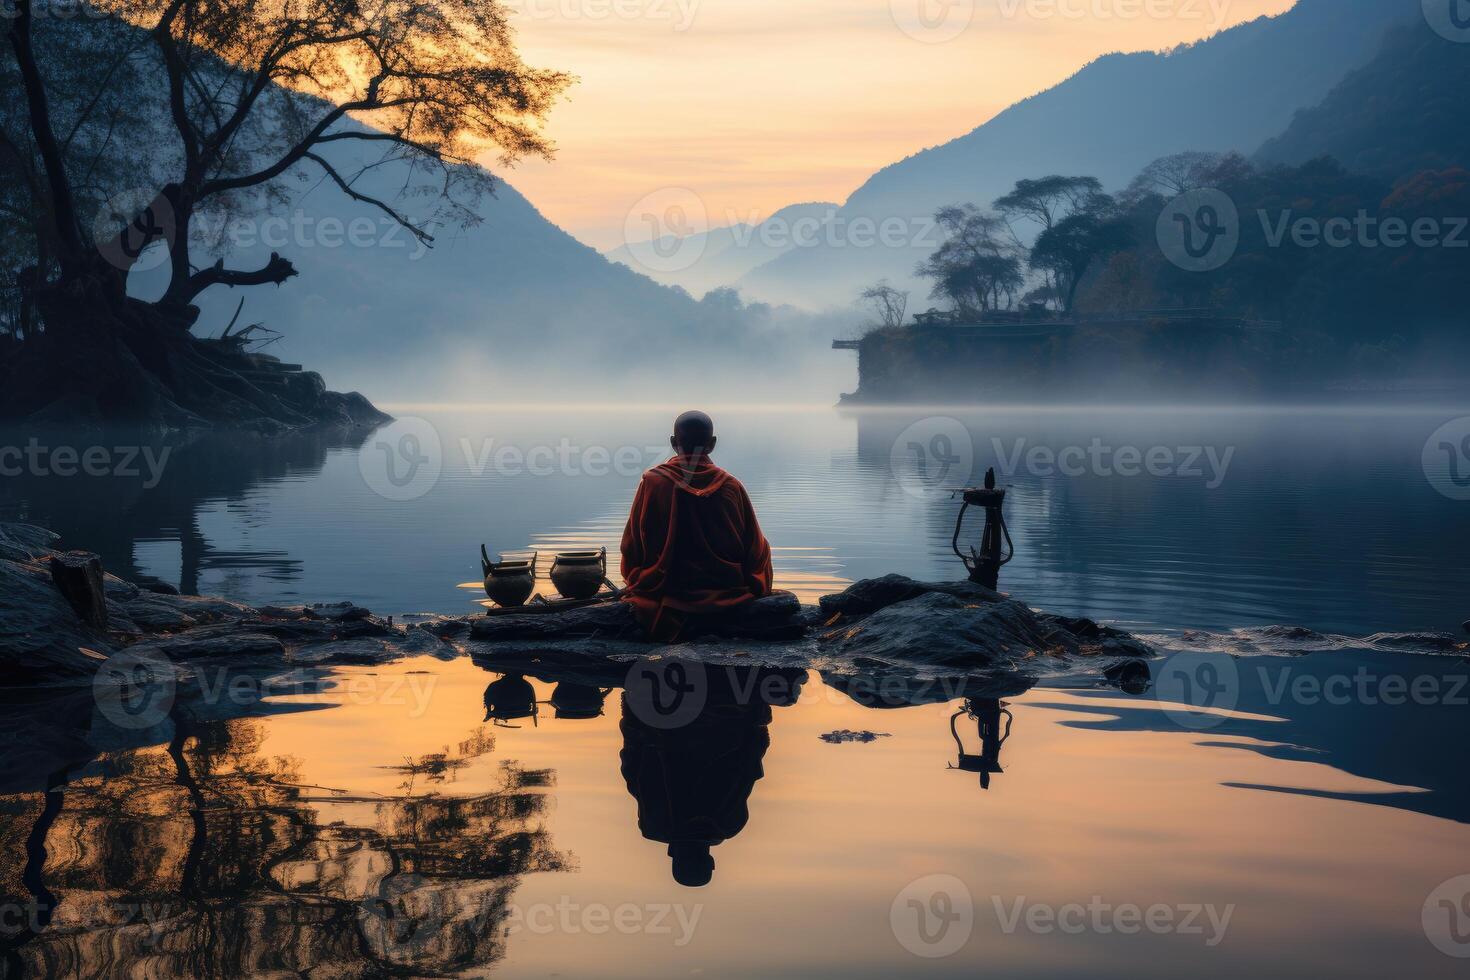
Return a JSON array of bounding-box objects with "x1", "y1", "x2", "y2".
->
[{"x1": 8, "y1": 652, "x2": 1466, "y2": 978}]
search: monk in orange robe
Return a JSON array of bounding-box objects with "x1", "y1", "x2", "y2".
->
[{"x1": 620, "y1": 411, "x2": 774, "y2": 641}]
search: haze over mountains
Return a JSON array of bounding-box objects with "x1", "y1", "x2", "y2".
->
[
  {"x1": 129, "y1": 142, "x2": 845, "y2": 404},
  {"x1": 606, "y1": 202, "x2": 839, "y2": 297},
  {"x1": 126, "y1": 0, "x2": 1434, "y2": 404},
  {"x1": 629, "y1": 0, "x2": 1416, "y2": 309},
  {"x1": 1256, "y1": 17, "x2": 1470, "y2": 180}
]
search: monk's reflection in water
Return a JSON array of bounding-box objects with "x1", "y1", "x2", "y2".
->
[{"x1": 619, "y1": 663, "x2": 805, "y2": 888}]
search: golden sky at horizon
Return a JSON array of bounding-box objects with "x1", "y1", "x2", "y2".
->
[{"x1": 494, "y1": 0, "x2": 1297, "y2": 251}]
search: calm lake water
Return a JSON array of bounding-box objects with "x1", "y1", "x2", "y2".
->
[
  {"x1": 3, "y1": 651, "x2": 1468, "y2": 977},
  {"x1": 3, "y1": 405, "x2": 1469, "y2": 633},
  {"x1": 3, "y1": 405, "x2": 1470, "y2": 978}
]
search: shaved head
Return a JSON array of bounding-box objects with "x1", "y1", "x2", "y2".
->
[{"x1": 671, "y1": 410, "x2": 716, "y2": 456}]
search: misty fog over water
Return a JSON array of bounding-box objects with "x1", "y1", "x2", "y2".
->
[{"x1": 5, "y1": 405, "x2": 1467, "y2": 637}]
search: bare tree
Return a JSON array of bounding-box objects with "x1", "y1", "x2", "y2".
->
[
  {"x1": 1122, "y1": 151, "x2": 1250, "y2": 203},
  {"x1": 859, "y1": 280, "x2": 908, "y2": 331},
  {"x1": 3, "y1": 0, "x2": 570, "y2": 423},
  {"x1": 994, "y1": 175, "x2": 1104, "y2": 233},
  {"x1": 8, "y1": 0, "x2": 570, "y2": 312},
  {"x1": 916, "y1": 205, "x2": 1024, "y2": 316}
]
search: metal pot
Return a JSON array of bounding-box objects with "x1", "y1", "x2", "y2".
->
[
  {"x1": 483, "y1": 674, "x2": 538, "y2": 726},
  {"x1": 481, "y1": 546, "x2": 537, "y2": 608},
  {"x1": 549, "y1": 547, "x2": 607, "y2": 600},
  {"x1": 550, "y1": 682, "x2": 610, "y2": 720}
]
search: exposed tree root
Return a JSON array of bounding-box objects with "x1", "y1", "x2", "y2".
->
[{"x1": 2, "y1": 285, "x2": 390, "y2": 432}]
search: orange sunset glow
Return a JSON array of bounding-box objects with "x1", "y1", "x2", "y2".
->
[{"x1": 501, "y1": 0, "x2": 1296, "y2": 248}]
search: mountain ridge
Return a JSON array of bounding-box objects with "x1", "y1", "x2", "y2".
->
[{"x1": 736, "y1": 0, "x2": 1415, "y2": 309}]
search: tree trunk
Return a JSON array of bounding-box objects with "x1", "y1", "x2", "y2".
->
[{"x1": 49, "y1": 551, "x2": 108, "y2": 630}]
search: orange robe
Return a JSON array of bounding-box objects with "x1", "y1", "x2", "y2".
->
[{"x1": 620, "y1": 456, "x2": 774, "y2": 640}]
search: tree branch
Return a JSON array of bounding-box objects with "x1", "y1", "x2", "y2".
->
[
  {"x1": 303, "y1": 151, "x2": 434, "y2": 244},
  {"x1": 179, "y1": 252, "x2": 298, "y2": 303},
  {"x1": 6, "y1": 0, "x2": 85, "y2": 269}
]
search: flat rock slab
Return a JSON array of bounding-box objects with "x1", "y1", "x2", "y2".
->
[
  {"x1": 1, "y1": 521, "x2": 1155, "y2": 696},
  {"x1": 0, "y1": 554, "x2": 112, "y2": 683},
  {"x1": 819, "y1": 591, "x2": 1058, "y2": 667},
  {"x1": 470, "y1": 593, "x2": 807, "y2": 643},
  {"x1": 471, "y1": 601, "x2": 642, "y2": 641},
  {"x1": 0, "y1": 523, "x2": 60, "y2": 562},
  {"x1": 130, "y1": 630, "x2": 286, "y2": 662},
  {"x1": 816, "y1": 575, "x2": 1152, "y2": 671},
  {"x1": 290, "y1": 630, "x2": 455, "y2": 665},
  {"x1": 818, "y1": 574, "x2": 1003, "y2": 618},
  {"x1": 108, "y1": 591, "x2": 260, "y2": 634},
  {"x1": 258, "y1": 601, "x2": 373, "y2": 622}
]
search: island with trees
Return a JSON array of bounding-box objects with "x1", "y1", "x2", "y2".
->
[{"x1": 838, "y1": 22, "x2": 1470, "y2": 404}]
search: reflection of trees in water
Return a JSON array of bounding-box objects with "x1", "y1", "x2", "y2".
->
[
  {"x1": 0, "y1": 714, "x2": 567, "y2": 979},
  {"x1": 0, "y1": 425, "x2": 372, "y2": 593}
]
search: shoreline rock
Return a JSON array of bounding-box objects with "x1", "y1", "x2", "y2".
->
[{"x1": 4, "y1": 523, "x2": 1158, "y2": 699}]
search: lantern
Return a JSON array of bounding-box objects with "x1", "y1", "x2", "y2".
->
[
  {"x1": 951, "y1": 468, "x2": 1013, "y2": 589},
  {"x1": 947, "y1": 697, "x2": 1014, "y2": 789}
]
